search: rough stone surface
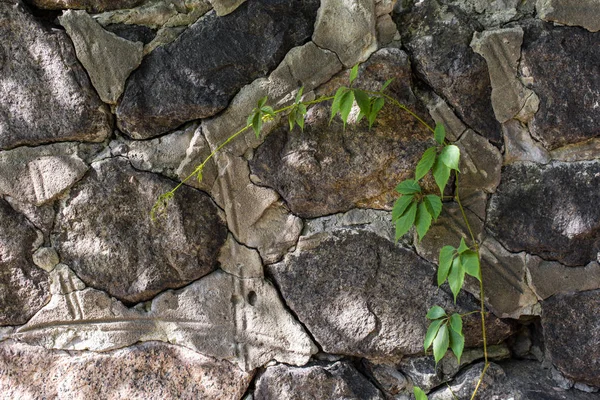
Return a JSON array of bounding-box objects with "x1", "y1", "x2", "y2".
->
[
  {"x1": 268, "y1": 229, "x2": 485, "y2": 362},
  {"x1": 439, "y1": 0, "x2": 525, "y2": 28},
  {"x1": 364, "y1": 361, "x2": 407, "y2": 395},
  {"x1": 16, "y1": 268, "x2": 317, "y2": 371},
  {"x1": 537, "y1": 0, "x2": 600, "y2": 32},
  {"x1": 255, "y1": 362, "x2": 384, "y2": 400},
  {"x1": 429, "y1": 361, "x2": 598, "y2": 399},
  {"x1": 218, "y1": 234, "x2": 264, "y2": 279},
  {"x1": 550, "y1": 138, "x2": 600, "y2": 162},
  {"x1": 0, "y1": 1, "x2": 112, "y2": 150},
  {"x1": 32, "y1": 247, "x2": 60, "y2": 272},
  {"x1": 59, "y1": 10, "x2": 143, "y2": 105},
  {"x1": 0, "y1": 199, "x2": 50, "y2": 326},
  {"x1": 502, "y1": 119, "x2": 551, "y2": 164},
  {"x1": 312, "y1": 0, "x2": 377, "y2": 68},
  {"x1": 397, "y1": 0, "x2": 502, "y2": 143},
  {"x1": 117, "y1": 0, "x2": 320, "y2": 139},
  {"x1": 30, "y1": 0, "x2": 142, "y2": 12},
  {"x1": 527, "y1": 260, "x2": 600, "y2": 300},
  {"x1": 104, "y1": 23, "x2": 157, "y2": 44},
  {"x1": 209, "y1": 0, "x2": 246, "y2": 16},
  {"x1": 456, "y1": 130, "x2": 502, "y2": 195},
  {"x1": 0, "y1": 340, "x2": 253, "y2": 400},
  {"x1": 250, "y1": 49, "x2": 434, "y2": 218},
  {"x1": 521, "y1": 21, "x2": 600, "y2": 149},
  {"x1": 542, "y1": 290, "x2": 600, "y2": 387},
  {"x1": 422, "y1": 92, "x2": 467, "y2": 142},
  {"x1": 471, "y1": 27, "x2": 539, "y2": 123},
  {"x1": 487, "y1": 161, "x2": 600, "y2": 266},
  {"x1": 53, "y1": 158, "x2": 228, "y2": 303},
  {"x1": 212, "y1": 153, "x2": 302, "y2": 264},
  {"x1": 0, "y1": 143, "x2": 88, "y2": 205}
]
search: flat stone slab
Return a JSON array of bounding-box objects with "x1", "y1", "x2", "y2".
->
[
  {"x1": 53, "y1": 157, "x2": 228, "y2": 303},
  {"x1": 116, "y1": 0, "x2": 319, "y2": 139},
  {"x1": 0, "y1": 1, "x2": 112, "y2": 150},
  {"x1": 537, "y1": 0, "x2": 600, "y2": 32},
  {"x1": 0, "y1": 340, "x2": 253, "y2": 399}
]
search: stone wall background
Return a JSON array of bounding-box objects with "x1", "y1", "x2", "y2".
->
[{"x1": 1, "y1": 0, "x2": 599, "y2": 398}]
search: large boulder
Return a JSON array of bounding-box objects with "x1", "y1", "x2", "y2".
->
[
  {"x1": 487, "y1": 161, "x2": 600, "y2": 266},
  {"x1": 116, "y1": 0, "x2": 320, "y2": 139},
  {"x1": 53, "y1": 158, "x2": 227, "y2": 303},
  {"x1": 0, "y1": 1, "x2": 112, "y2": 150},
  {"x1": 0, "y1": 199, "x2": 50, "y2": 325}
]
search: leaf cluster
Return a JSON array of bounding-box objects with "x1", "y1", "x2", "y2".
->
[
  {"x1": 424, "y1": 306, "x2": 465, "y2": 364},
  {"x1": 247, "y1": 96, "x2": 275, "y2": 138},
  {"x1": 438, "y1": 238, "x2": 481, "y2": 302}
]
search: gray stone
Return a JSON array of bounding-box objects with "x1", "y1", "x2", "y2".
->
[
  {"x1": 173, "y1": 124, "x2": 217, "y2": 193},
  {"x1": 552, "y1": 367, "x2": 575, "y2": 390},
  {"x1": 268, "y1": 229, "x2": 490, "y2": 362},
  {"x1": 487, "y1": 161, "x2": 600, "y2": 266},
  {"x1": 526, "y1": 259, "x2": 600, "y2": 300},
  {"x1": 542, "y1": 290, "x2": 600, "y2": 387},
  {"x1": 0, "y1": 143, "x2": 88, "y2": 206},
  {"x1": 255, "y1": 362, "x2": 384, "y2": 400},
  {"x1": 16, "y1": 268, "x2": 317, "y2": 370},
  {"x1": 59, "y1": 10, "x2": 143, "y2": 105},
  {"x1": 397, "y1": 0, "x2": 502, "y2": 143},
  {"x1": 0, "y1": 199, "x2": 50, "y2": 326},
  {"x1": 30, "y1": 0, "x2": 142, "y2": 12},
  {"x1": 422, "y1": 92, "x2": 467, "y2": 142},
  {"x1": 3, "y1": 198, "x2": 56, "y2": 241},
  {"x1": 503, "y1": 119, "x2": 551, "y2": 164},
  {"x1": 537, "y1": 0, "x2": 600, "y2": 32},
  {"x1": 116, "y1": 0, "x2": 320, "y2": 139},
  {"x1": 208, "y1": 0, "x2": 246, "y2": 16},
  {"x1": 104, "y1": 23, "x2": 157, "y2": 44},
  {"x1": 250, "y1": 49, "x2": 435, "y2": 218},
  {"x1": 429, "y1": 361, "x2": 598, "y2": 399},
  {"x1": 312, "y1": 0, "x2": 377, "y2": 68},
  {"x1": 0, "y1": 340, "x2": 253, "y2": 400},
  {"x1": 456, "y1": 130, "x2": 502, "y2": 195},
  {"x1": 439, "y1": 0, "x2": 522, "y2": 28},
  {"x1": 32, "y1": 248, "x2": 60, "y2": 272},
  {"x1": 520, "y1": 21, "x2": 600, "y2": 149},
  {"x1": 550, "y1": 138, "x2": 600, "y2": 162},
  {"x1": 471, "y1": 27, "x2": 539, "y2": 123},
  {"x1": 365, "y1": 362, "x2": 407, "y2": 395},
  {"x1": 53, "y1": 157, "x2": 228, "y2": 303},
  {"x1": 211, "y1": 152, "x2": 302, "y2": 264},
  {"x1": 377, "y1": 14, "x2": 398, "y2": 45},
  {"x1": 218, "y1": 234, "x2": 263, "y2": 279},
  {"x1": 0, "y1": 1, "x2": 112, "y2": 150}
]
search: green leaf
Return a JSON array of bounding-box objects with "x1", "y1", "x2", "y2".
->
[
  {"x1": 392, "y1": 195, "x2": 414, "y2": 222},
  {"x1": 369, "y1": 97, "x2": 385, "y2": 129},
  {"x1": 434, "y1": 123, "x2": 446, "y2": 145},
  {"x1": 252, "y1": 112, "x2": 262, "y2": 138},
  {"x1": 461, "y1": 250, "x2": 481, "y2": 281},
  {"x1": 439, "y1": 145, "x2": 460, "y2": 171},
  {"x1": 296, "y1": 109, "x2": 305, "y2": 131},
  {"x1": 295, "y1": 86, "x2": 304, "y2": 104},
  {"x1": 449, "y1": 327, "x2": 465, "y2": 364},
  {"x1": 457, "y1": 238, "x2": 469, "y2": 254},
  {"x1": 438, "y1": 245, "x2": 455, "y2": 286},
  {"x1": 354, "y1": 89, "x2": 371, "y2": 119},
  {"x1": 414, "y1": 386, "x2": 428, "y2": 400},
  {"x1": 395, "y1": 179, "x2": 421, "y2": 195},
  {"x1": 381, "y1": 78, "x2": 394, "y2": 92},
  {"x1": 432, "y1": 159, "x2": 451, "y2": 195},
  {"x1": 424, "y1": 319, "x2": 444, "y2": 351},
  {"x1": 415, "y1": 147, "x2": 437, "y2": 180},
  {"x1": 261, "y1": 105, "x2": 275, "y2": 117},
  {"x1": 426, "y1": 305, "x2": 447, "y2": 320},
  {"x1": 424, "y1": 195, "x2": 443, "y2": 220},
  {"x1": 349, "y1": 64, "x2": 359, "y2": 84},
  {"x1": 288, "y1": 108, "x2": 297, "y2": 131},
  {"x1": 449, "y1": 313, "x2": 463, "y2": 333},
  {"x1": 339, "y1": 90, "x2": 355, "y2": 129},
  {"x1": 330, "y1": 87, "x2": 347, "y2": 124},
  {"x1": 395, "y1": 201, "x2": 417, "y2": 241},
  {"x1": 448, "y1": 257, "x2": 465, "y2": 303},
  {"x1": 415, "y1": 201, "x2": 432, "y2": 241},
  {"x1": 257, "y1": 96, "x2": 268, "y2": 108},
  {"x1": 433, "y1": 323, "x2": 450, "y2": 363}
]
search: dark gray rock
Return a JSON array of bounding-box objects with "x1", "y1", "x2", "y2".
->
[
  {"x1": 0, "y1": 199, "x2": 50, "y2": 325},
  {"x1": 0, "y1": 1, "x2": 112, "y2": 150},
  {"x1": 396, "y1": 0, "x2": 502, "y2": 144},
  {"x1": 267, "y1": 230, "x2": 495, "y2": 361},
  {"x1": 29, "y1": 0, "x2": 143, "y2": 13},
  {"x1": 116, "y1": 0, "x2": 320, "y2": 139},
  {"x1": 250, "y1": 48, "x2": 435, "y2": 218},
  {"x1": 53, "y1": 158, "x2": 227, "y2": 303},
  {"x1": 254, "y1": 362, "x2": 384, "y2": 400},
  {"x1": 521, "y1": 21, "x2": 600, "y2": 149},
  {"x1": 542, "y1": 290, "x2": 600, "y2": 387},
  {"x1": 487, "y1": 161, "x2": 600, "y2": 266},
  {"x1": 104, "y1": 24, "x2": 157, "y2": 44}
]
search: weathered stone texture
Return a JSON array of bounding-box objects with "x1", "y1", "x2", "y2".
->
[
  {"x1": 53, "y1": 158, "x2": 227, "y2": 303},
  {"x1": 397, "y1": 0, "x2": 502, "y2": 143},
  {"x1": 521, "y1": 21, "x2": 600, "y2": 149},
  {"x1": 537, "y1": 0, "x2": 600, "y2": 32},
  {"x1": 0, "y1": 340, "x2": 253, "y2": 400},
  {"x1": 0, "y1": 1, "x2": 112, "y2": 150},
  {"x1": 255, "y1": 362, "x2": 384, "y2": 400},
  {"x1": 487, "y1": 161, "x2": 600, "y2": 266},
  {"x1": 30, "y1": 0, "x2": 142, "y2": 12},
  {"x1": 0, "y1": 199, "x2": 50, "y2": 325},
  {"x1": 116, "y1": 0, "x2": 320, "y2": 139},
  {"x1": 250, "y1": 49, "x2": 434, "y2": 218},
  {"x1": 542, "y1": 290, "x2": 600, "y2": 387}
]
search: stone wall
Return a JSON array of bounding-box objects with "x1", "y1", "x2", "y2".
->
[{"x1": 1, "y1": 0, "x2": 599, "y2": 398}]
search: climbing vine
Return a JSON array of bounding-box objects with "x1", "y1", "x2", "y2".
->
[{"x1": 153, "y1": 64, "x2": 489, "y2": 399}]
